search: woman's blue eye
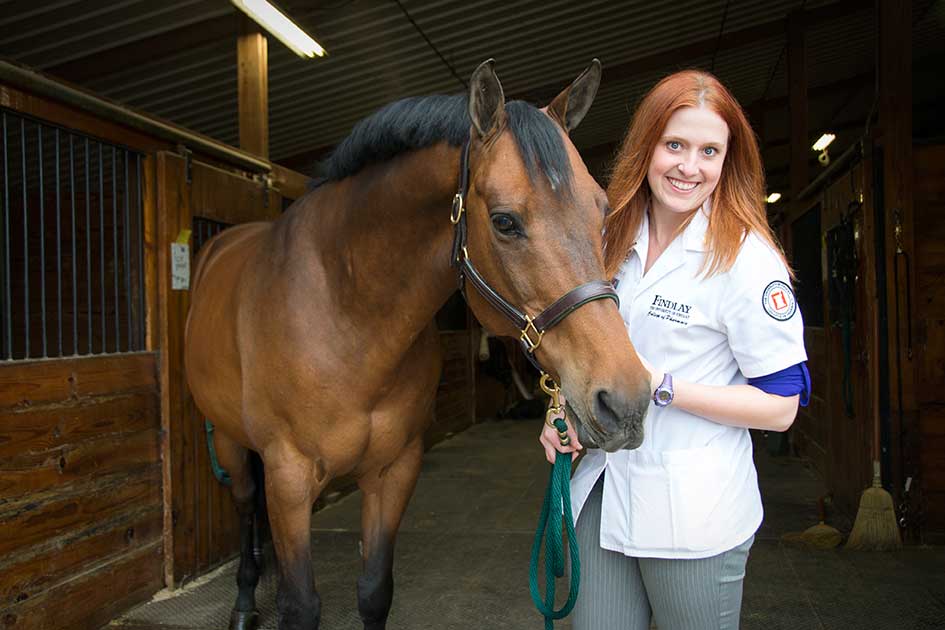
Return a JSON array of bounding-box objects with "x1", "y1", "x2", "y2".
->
[
  {"x1": 703, "y1": 147, "x2": 716, "y2": 156},
  {"x1": 668, "y1": 141, "x2": 681, "y2": 150}
]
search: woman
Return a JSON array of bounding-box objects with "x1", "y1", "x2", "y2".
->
[{"x1": 539, "y1": 70, "x2": 810, "y2": 629}]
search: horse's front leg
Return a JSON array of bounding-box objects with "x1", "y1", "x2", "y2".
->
[
  {"x1": 265, "y1": 451, "x2": 324, "y2": 630},
  {"x1": 357, "y1": 436, "x2": 424, "y2": 630}
]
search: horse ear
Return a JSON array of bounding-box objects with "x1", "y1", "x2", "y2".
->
[
  {"x1": 546, "y1": 59, "x2": 602, "y2": 133},
  {"x1": 468, "y1": 59, "x2": 506, "y2": 139}
]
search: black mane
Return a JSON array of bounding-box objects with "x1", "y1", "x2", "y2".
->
[{"x1": 319, "y1": 93, "x2": 573, "y2": 195}]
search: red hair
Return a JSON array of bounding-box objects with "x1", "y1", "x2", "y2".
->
[{"x1": 603, "y1": 70, "x2": 787, "y2": 278}]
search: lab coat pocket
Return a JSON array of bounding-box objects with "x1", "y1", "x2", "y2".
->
[
  {"x1": 665, "y1": 445, "x2": 728, "y2": 552},
  {"x1": 626, "y1": 453, "x2": 674, "y2": 550}
]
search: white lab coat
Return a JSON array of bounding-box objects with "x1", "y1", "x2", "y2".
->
[{"x1": 570, "y1": 205, "x2": 808, "y2": 559}]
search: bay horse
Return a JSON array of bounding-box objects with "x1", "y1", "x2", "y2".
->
[{"x1": 184, "y1": 59, "x2": 651, "y2": 630}]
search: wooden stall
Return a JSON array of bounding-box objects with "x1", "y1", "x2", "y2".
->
[
  {"x1": 783, "y1": 139, "x2": 945, "y2": 543},
  {"x1": 784, "y1": 152, "x2": 877, "y2": 521},
  {"x1": 0, "y1": 64, "x2": 308, "y2": 628},
  {"x1": 912, "y1": 143, "x2": 945, "y2": 542}
]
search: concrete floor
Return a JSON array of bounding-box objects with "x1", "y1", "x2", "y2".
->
[{"x1": 111, "y1": 418, "x2": 945, "y2": 630}]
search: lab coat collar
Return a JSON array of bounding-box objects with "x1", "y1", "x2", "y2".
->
[
  {"x1": 632, "y1": 200, "x2": 710, "y2": 259},
  {"x1": 683, "y1": 202, "x2": 710, "y2": 252},
  {"x1": 629, "y1": 201, "x2": 709, "y2": 296}
]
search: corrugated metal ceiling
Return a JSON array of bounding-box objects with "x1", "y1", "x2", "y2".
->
[{"x1": 1, "y1": 0, "x2": 942, "y2": 191}]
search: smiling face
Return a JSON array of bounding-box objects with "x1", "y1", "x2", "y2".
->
[{"x1": 646, "y1": 105, "x2": 729, "y2": 217}]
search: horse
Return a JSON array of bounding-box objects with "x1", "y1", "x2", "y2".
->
[{"x1": 184, "y1": 59, "x2": 652, "y2": 630}]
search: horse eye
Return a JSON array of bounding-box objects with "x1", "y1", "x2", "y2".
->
[{"x1": 490, "y1": 213, "x2": 521, "y2": 236}]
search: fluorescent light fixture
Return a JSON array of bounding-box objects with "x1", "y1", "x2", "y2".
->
[
  {"x1": 232, "y1": 0, "x2": 326, "y2": 58},
  {"x1": 811, "y1": 133, "x2": 836, "y2": 152},
  {"x1": 766, "y1": 192, "x2": 782, "y2": 204}
]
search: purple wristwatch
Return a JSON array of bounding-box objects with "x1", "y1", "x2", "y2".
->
[{"x1": 653, "y1": 373, "x2": 674, "y2": 407}]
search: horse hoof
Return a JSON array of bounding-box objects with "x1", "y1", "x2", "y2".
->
[{"x1": 229, "y1": 609, "x2": 259, "y2": 630}]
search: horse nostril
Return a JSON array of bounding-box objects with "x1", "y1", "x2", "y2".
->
[{"x1": 594, "y1": 389, "x2": 622, "y2": 433}]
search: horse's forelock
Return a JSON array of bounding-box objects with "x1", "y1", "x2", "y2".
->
[{"x1": 505, "y1": 100, "x2": 574, "y2": 199}]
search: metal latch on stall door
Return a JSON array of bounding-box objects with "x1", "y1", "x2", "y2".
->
[
  {"x1": 177, "y1": 144, "x2": 193, "y2": 184},
  {"x1": 260, "y1": 173, "x2": 272, "y2": 209}
]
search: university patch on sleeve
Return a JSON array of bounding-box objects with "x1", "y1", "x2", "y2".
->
[{"x1": 762, "y1": 280, "x2": 797, "y2": 321}]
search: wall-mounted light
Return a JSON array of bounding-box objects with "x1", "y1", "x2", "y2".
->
[
  {"x1": 232, "y1": 0, "x2": 326, "y2": 58},
  {"x1": 811, "y1": 133, "x2": 836, "y2": 152},
  {"x1": 812, "y1": 132, "x2": 836, "y2": 167},
  {"x1": 766, "y1": 192, "x2": 782, "y2": 204}
]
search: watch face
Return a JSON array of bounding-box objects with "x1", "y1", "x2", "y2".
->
[{"x1": 657, "y1": 389, "x2": 672, "y2": 404}]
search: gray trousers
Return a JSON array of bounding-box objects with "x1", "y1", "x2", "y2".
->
[{"x1": 572, "y1": 477, "x2": 753, "y2": 630}]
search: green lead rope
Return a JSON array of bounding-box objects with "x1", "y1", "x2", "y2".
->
[
  {"x1": 204, "y1": 420, "x2": 232, "y2": 486},
  {"x1": 529, "y1": 416, "x2": 580, "y2": 629}
]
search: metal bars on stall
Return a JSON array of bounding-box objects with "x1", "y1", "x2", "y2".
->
[
  {"x1": 0, "y1": 108, "x2": 146, "y2": 360},
  {"x1": 192, "y1": 217, "x2": 229, "y2": 255}
]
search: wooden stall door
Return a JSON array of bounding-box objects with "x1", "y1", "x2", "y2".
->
[
  {"x1": 820, "y1": 164, "x2": 880, "y2": 518},
  {"x1": 0, "y1": 355, "x2": 164, "y2": 630},
  {"x1": 914, "y1": 144, "x2": 945, "y2": 541},
  {"x1": 158, "y1": 152, "x2": 280, "y2": 585}
]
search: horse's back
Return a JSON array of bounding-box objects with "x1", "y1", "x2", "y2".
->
[
  {"x1": 191, "y1": 222, "x2": 271, "y2": 295},
  {"x1": 186, "y1": 221, "x2": 272, "y2": 445}
]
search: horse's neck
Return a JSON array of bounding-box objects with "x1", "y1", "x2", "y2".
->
[{"x1": 304, "y1": 143, "x2": 462, "y2": 338}]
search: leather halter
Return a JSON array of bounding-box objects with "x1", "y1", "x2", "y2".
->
[{"x1": 449, "y1": 139, "x2": 619, "y2": 375}]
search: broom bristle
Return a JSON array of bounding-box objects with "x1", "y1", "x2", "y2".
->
[
  {"x1": 781, "y1": 522, "x2": 843, "y2": 550},
  {"x1": 845, "y1": 486, "x2": 902, "y2": 551}
]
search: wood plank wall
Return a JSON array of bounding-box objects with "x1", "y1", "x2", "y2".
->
[
  {"x1": 790, "y1": 163, "x2": 876, "y2": 519},
  {"x1": 914, "y1": 144, "x2": 945, "y2": 541},
  {"x1": 0, "y1": 354, "x2": 163, "y2": 630},
  {"x1": 427, "y1": 330, "x2": 476, "y2": 446}
]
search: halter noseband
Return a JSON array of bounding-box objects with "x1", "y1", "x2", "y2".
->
[{"x1": 449, "y1": 139, "x2": 619, "y2": 376}]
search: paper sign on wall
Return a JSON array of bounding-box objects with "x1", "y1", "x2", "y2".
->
[{"x1": 171, "y1": 229, "x2": 192, "y2": 290}]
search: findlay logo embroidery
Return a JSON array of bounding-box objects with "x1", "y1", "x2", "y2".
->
[
  {"x1": 762, "y1": 280, "x2": 797, "y2": 321},
  {"x1": 648, "y1": 294, "x2": 693, "y2": 325}
]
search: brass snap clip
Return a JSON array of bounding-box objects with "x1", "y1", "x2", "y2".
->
[{"x1": 540, "y1": 373, "x2": 569, "y2": 446}]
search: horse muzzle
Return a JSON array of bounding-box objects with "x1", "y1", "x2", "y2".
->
[{"x1": 568, "y1": 386, "x2": 649, "y2": 452}]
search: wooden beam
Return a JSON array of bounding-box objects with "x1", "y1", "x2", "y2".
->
[
  {"x1": 880, "y1": 0, "x2": 914, "y2": 496},
  {"x1": 156, "y1": 152, "x2": 193, "y2": 586},
  {"x1": 237, "y1": 17, "x2": 269, "y2": 159},
  {"x1": 271, "y1": 163, "x2": 313, "y2": 201},
  {"x1": 788, "y1": 9, "x2": 808, "y2": 200}
]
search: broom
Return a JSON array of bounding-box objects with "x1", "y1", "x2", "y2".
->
[
  {"x1": 781, "y1": 495, "x2": 842, "y2": 550},
  {"x1": 845, "y1": 460, "x2": 901, "y2": 550},
  {"x1": 845, "y1": 236, "x2": 903, "y2": 551}
]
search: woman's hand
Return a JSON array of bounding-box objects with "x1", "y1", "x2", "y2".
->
[{"x1": 538, "y1": 394, "x2": 583, "y2": 464}]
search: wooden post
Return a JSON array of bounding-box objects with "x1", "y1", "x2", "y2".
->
[
  {"x1": 879, "y1": 0, "x2": 914, "y2": 496},
  {"x1": 237, "y1": 16, "x2": 269, "y2": 158},
  {"x1": 787, "y1": 9, "x2": 808, "y2": 203},
  {"x1": 157, "y1": 152, "x2": 193, "y2": 585}
]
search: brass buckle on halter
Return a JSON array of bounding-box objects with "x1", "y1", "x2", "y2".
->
[
  {"x1": 520, "y1": 315, "x2": 544, "y2": 353},
  {"x1": 450, "y1": 193, "x2": 465, "y2": 224}
]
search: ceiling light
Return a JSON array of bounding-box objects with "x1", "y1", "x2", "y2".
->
[
  {"x1": 232, "y1": 0, "x2": 326, "y2": 58},
  {"x1": 766, "y1": 192, "x2": 782, "y2": 204},
  {"x1": 811, "y1": 133, "x2": 836, "y2": 152}
]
